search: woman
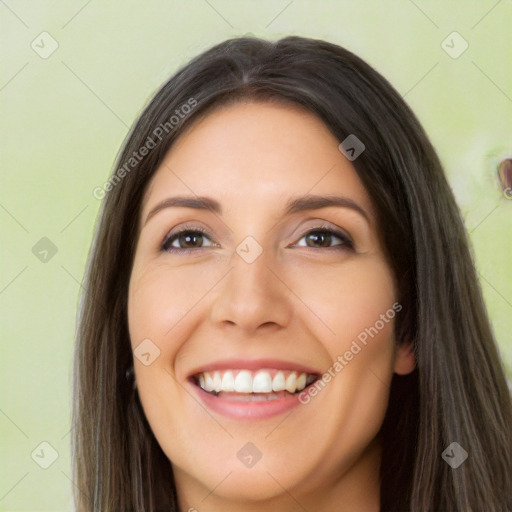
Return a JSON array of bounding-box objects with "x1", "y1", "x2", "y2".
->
[{"x1": 73, "y1": 35, "x2": 512, "y2": 511}]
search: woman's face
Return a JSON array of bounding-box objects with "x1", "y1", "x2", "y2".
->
[{"x1": 128, "y1": 101, "x2": 415, "y2": 510}]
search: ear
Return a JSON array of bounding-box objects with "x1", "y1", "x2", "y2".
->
[{"x1": 393, "y1": 341, "x2": 416, "y2": 375}]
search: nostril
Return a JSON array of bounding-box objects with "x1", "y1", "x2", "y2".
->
[{"x1": 497, "y1": 158, "x2": 512, "y2": 199}]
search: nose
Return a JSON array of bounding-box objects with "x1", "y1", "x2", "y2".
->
[{"x1": 209, "y1": 242, "x2": 292, "y2": 334}]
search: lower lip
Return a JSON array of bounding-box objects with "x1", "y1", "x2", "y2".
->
[{"x1": 191, "y1": 383, "x2": 303, "y2": 420}]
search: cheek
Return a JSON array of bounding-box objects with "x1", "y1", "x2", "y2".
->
[
  {"x1": 127, "y1": 260, "x2": 209, "y2": 353},
  {"x1": 283, "y1": 254, "x2": 397, "y2": 347},
  {"x1": 287, "y1": 255, "x2": 397, "y2": 433},
  {"x1": 126, "y1": 260, "x2": 222, "y2": 436},
  {"x1": 127, "y1": 263, "x2": 208, "y2": 466}
]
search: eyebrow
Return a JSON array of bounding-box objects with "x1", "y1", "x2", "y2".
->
[{"x1": 144, "y1": 194, "x2": 370, "y2": 226}]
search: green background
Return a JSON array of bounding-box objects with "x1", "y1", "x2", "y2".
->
[{"x1": 1, "y1": 1, "x2": 511, "y2": 510}]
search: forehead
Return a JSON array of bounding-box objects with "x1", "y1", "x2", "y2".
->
[{"x1": 141, "y1": 101, "x2": 375, "y2": 222}]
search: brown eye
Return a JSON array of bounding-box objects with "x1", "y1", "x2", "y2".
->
[
  {"x1": 162, "y1": 228, "x2": 214, "y2": 253},
  {"x1": 295, "y1": 227, "x2": 354, "y2": 251},
  {"x1": 305, "y1": 230, "x2": 334, "y2": 248}
]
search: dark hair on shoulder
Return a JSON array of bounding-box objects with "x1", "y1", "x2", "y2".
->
[{"x1": 73, "y1": 35, "x2": 512, "y2": 512}]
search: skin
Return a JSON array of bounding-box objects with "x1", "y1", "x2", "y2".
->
[{"x1": 127, "y1": 101, "x2": 416, "y2": 512}]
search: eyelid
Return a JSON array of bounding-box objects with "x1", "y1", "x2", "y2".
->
[{"x1": 296, "y1": 221, "x2": 350, "y2": 239}]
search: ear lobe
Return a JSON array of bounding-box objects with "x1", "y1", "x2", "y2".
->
[{"x1": 394, "y1": 341, "x2": 416, "y2": 375}]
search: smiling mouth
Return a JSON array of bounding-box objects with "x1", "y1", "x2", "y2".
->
[{"x1": 192, "y1": 369, "x2": 319, "y2": 401}]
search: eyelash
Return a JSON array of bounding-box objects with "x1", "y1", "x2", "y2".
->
[{"x1": 161, "y1": 223, "x2": 354, "y2": 254}]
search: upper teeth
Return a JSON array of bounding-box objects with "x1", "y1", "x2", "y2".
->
[{"x1": 197, "y1": 370, "x2": 315, "y2": 394}]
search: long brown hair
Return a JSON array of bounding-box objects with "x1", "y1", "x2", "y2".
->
[{"x1": 72, "y1": 35, "x2": 512, "y2": 511}]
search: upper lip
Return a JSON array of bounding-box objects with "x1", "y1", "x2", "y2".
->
[{"x1": 187, "y1": 358, "x2": 321, "y2": 378}]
